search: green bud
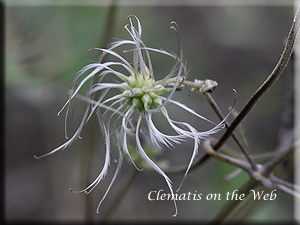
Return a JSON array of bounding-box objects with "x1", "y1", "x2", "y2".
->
[
  {"x1": 152, "y1": 97, "x2": 162, "y2": 108},
  {"x1": 132, "y1": 87, "x2": 144, "y2": 97},
  {"x1": 141, "y1": 94, "x2": 152, "y2": 111},
  {"x1": 122, "y1": 89, "x2": 132, "y2": 97},
  {"x1": 132, "y1": 97, "x2": 143, "y2": 109},
  {"x1": 152, "y1": 85, "x2": 165, "y2": 95},
  {"x1": 149, "y1": 92, "x2": 156, "y2": 98}
]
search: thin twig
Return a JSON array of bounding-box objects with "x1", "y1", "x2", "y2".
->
[
  {"x1": 263, "y1": 144, "x2": 295, "y2": 176},
  {"x1": 271, "y1": 174, "x2": 300, "y2": 192},
  {"x1": 207, "y1": 7, "x2": 300, "y2": 223},
  {"x1": 213, "y1": 5, "x2": 300, "y2": 151},
  {"x1": 204, "y1": 93, "x2": 257, "y2": 170},
  {"x1": 165, "y1": 140, "x2": 242, "y2": 175},
  {"x1": 273, "y1": 182, "x2": 300, "y2": 199},
  {"x1": 204, "y1": 138, "x2": 300, "y2": 198},
  {"x1": 231, "y1": 108, "x2": 249, "y2": 149},
  {"x1": 184, "y1": 5, "x2": 300, "y2": 174},
  {"x1": 203, "y1": 139, "x2": 251, "y2": 172}
]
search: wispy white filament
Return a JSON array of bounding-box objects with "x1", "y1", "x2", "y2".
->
[
  {"x1": 135, "y1": 112, "x2": 178, "y2": 217},
  {"x1": 146, "y1": 112, "x2": 185, "y2": 149},
  {"x1": 35, "y1": 15, "x2": 227, "y2": 216}
]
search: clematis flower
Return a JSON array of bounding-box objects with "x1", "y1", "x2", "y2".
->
[{"x1": 35, "y1": 15, "x2": 226, "y2": 216}]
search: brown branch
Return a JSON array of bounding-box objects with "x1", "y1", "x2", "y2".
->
[
  {"x1": 213, "y1": 5, "x2": 300, "y2": 151},
  {"x1": 194, "y1": 6, "x2": 300, "y2": 172},
  {"x1": 204, "y1": 93, "x2": 257, "y2": 170}
]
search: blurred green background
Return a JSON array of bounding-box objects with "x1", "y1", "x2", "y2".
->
[{"x1": 5, "y1": 1, "x2": 296, "y2": 222}]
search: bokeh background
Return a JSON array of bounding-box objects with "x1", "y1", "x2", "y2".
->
[{"x1": 5, "y1": 0, "x2": 297, "y2": 222}]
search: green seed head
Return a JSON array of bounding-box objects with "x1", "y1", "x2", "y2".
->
[{"x1": 124, "y1": 72, "x2": 167, "y2": 112}]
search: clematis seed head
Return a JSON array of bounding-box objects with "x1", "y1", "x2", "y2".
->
[{"x1": 34, "y1": 14, "x2": 228, "y2": 217}]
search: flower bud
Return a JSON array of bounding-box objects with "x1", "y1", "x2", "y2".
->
[
  {"x1": 133, "y1": 87, "x2": 144, "y2": 97},
  {"x1": 132, "y1": 97, "x2": 143, "y2": 109},
  {"x1": 152, "y1": 97, "x2": 162, "y2": 108},
  {"x1": 141, "y1": 94, "x2": 152, "y2": 111}
]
